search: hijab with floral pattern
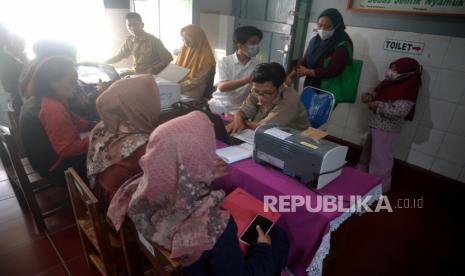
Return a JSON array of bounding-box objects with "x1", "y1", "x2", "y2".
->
[
  {"x1": 86, "y1": 74, "x2": 160, "y2": 187},
  {"x1": 107, "y1": 111, "x2": 230, "y2": 266}
]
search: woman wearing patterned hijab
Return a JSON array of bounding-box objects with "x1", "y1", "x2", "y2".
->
[
  {"x1": 86, "y1": 74, "x2": 160, "y2": 209},
  {"x1": 108, "y1": 111, "x2": 289, "y2": 275},
  {"x1": 286, "y1": 8, "x2": 353, "y2": 88}
]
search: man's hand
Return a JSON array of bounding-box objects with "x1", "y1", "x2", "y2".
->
[
  {"x1": 226, "y1": 112, "x2": 246, "y2": 134},
  {"x1": 256, "y1": 225, "x2": 272, "y2": 245}
]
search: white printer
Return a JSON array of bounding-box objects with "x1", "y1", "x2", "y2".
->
[
  {"x1": 152, "y1": 76, "x2": 181, "y2": 110},
  {"x1": 253, "y1": 124, "x2": 348, "y2": 189}
]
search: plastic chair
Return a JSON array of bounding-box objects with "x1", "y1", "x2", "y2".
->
[{"x1": 300, "y1": 86, "x2": 336, "y2": 128}]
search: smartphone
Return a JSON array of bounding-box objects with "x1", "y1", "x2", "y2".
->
[{"x1": 239, "y1": 214, "x2": 274, "y2": 246}]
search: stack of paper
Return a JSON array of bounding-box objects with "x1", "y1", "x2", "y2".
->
[
  {"x1": 231, "y1": 128, "x2": 255, "y2": 145},
  {"x1": 216, "y1": 143, "x2": 254, "y2": 164},
  {"x1": 156, "y1": 64, "x2": 190, "y2": 83}
]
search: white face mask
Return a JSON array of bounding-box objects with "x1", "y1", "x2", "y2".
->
[
  {"x1": 385, "y1": 69, "x2": 400, "y2": 80},
  {"x1": 246, "y1": 44, "x2": 260, "y2": 57},
  {"x1": 318, "y1": 29, "x2": 335, "y2": 40}
]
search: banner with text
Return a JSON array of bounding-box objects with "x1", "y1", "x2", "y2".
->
[{"x1": 348, "y1": 0, "x2": 465, "y2": 16}]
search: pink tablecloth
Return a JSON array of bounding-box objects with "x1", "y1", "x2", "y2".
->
[{"x1": 213, "y1": 141, "x2": 381, "y2": 276}]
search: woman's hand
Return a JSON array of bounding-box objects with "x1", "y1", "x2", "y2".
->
[
  {"x1": 367, "y1": 101, "x2": 379, "y2": 111},
  {"x1": 256, "y1": 225, "x2": 272, "y2": 245},
  {"x1": 295, "y1": 65, "x2": 315, "y2": 77},
  {"x1": 361, "y1": 93, "x2": 374, "y2": 103},
  {"x1": 213, "y1": 157, "x2": 228, "y2": 180}
]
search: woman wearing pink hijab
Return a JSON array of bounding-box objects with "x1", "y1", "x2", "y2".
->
[{"x1": 108, "y1": 111, "x2": 289, "y2": 275}]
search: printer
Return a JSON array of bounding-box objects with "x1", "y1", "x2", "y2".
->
[
  {"x1": 253, "y1": 124, "x2": 348, "y2": 189},
  {"x1": 152, "y1": 76, "x2": 181, "y2": 110}
]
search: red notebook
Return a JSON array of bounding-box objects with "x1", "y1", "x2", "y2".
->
[{"x1": 222, "y1": 188, "x2": 281, "y2": 254}]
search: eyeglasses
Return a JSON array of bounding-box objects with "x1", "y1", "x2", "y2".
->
[{"x1": 251, "y1": 88, "x2": 277, "y2": 97}]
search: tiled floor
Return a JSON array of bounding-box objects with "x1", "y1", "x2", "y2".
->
[{"x1": 0, "y1": 165, "x2": 99, "y2": 276}]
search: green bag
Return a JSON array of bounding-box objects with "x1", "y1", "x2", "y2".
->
[{"x1": 320, "y1": 41, "x2": 363, "y2": 103}]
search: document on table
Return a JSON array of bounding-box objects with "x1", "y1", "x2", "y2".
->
[
  {"x1": 231, "y1": 129, "x2": 255, "y2": 145},
  {"x1": 216, "y1": 143, "x2": 254, "y2": 164},
  {"x1": 156, "y1": 64, "x2": 190, "y2": 83}
]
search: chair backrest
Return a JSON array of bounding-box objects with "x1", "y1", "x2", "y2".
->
[
  {"x1": 7, "y1": 101, "x2": 26, "y2": 158},
  {"x1": 65, "y1": 168, "x2": 120, "y2": 276},
  {"x1": 0, "y1": 126, "x2": 30, "y2": 187},
  {"x1": 202, "y1": 69, "x2": 216, "y2": 99},
  {"x1": 300, "y1": 86, "x2": 336, "y2": 128}
]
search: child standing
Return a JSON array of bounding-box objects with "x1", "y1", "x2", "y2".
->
[{"x1": 357, "y1": 57, "x2": 422, "y2": 193}]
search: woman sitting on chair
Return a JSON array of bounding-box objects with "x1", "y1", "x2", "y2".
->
[
  {"x1": 176, "y1": 24, "x2": 216, "y2": 99},
  {"x1": 87, "y1": 74, "x2": 160, "y2": 210},
  {"x1": 20, "y1": 56, "x2": 93, "y2": 179},
  {"x1": 107, "y1": 111, "x2": 289, "y2": 275}
]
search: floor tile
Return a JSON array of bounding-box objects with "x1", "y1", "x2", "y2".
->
[
  {"x1": 45, "y1": 207, "x2": 76, "y2": 233},
  {"x1": 0, "y1": 197, "x2": 27, "y2": 224},
  {"x1": 0, "y1": 179, "x2": 15, "y2": 201},
  {"x1": 0, "y1": 236, "x2": 61, "y2": 276},
  {"x1": 0, "y1": 215, "x2": 43, "y2": 255},
  {"x1": 36, "y1": 264, "x2": 68, "y2": 276},
  {"x1": 49, "y1": 225, "x2": 84, "y2": 261},
  {"x1": 66, "y1": 254, "x2": 100, "y2": 276}
]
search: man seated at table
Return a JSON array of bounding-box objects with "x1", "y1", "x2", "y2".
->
[
  {"x1": 226, "y1": 62, "x2": 310, "y2": 133},
  {"x1": 208, "y1": 25, "x2": 262, "y2": 114},
  {"x1": 105, "y1": 12, "x2": 172, "y2": 76}
]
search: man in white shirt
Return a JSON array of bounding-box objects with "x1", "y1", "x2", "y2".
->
[{"x1": 208, "y1": 26, "x2": 263, "y2": 114}]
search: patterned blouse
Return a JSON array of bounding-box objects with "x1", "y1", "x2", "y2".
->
[{"x1": 368, "y1": 99, "x2": 415, "y2": 132}]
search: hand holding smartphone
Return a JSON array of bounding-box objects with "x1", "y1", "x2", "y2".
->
[{"x1": 239, "y1": 214, "x2": 274, "y2": 246}]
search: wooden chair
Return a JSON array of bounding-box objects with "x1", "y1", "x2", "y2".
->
[
  {"x1": 65, "y1": 168, "x2": 124, "y2": 276},
  {"x1": 121, "y1": 219, "x2": 183, "y2": 276},
  {"x1": 0, "y1": 125, "x2": 66, "y2": 231}
]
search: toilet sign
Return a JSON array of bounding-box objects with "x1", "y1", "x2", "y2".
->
[{"x1": 384, "y1": 39, "x2": 424, "y2": 55}]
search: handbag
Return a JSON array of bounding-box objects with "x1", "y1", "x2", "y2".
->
[{"x1": 320, "y1": 41, "x2": 363, "y2": 103}]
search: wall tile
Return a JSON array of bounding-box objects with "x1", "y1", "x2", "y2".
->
[
  {"x1": 360, "y1": 57, "x2": 388, "y2": 87},
  {"x1": 431, "y1": 69, "x2": 465, "y2": 103},
  {"x1": 407, "y1": 149, "x2": 434, "y2": 170},
  {"x1": 420, "y1": 66, "x2": 440, "y2": 98},
  {"x1": 419, "y1": 99, "x2": 456, "y2": 131},
  {"x1": 394, "y1": 145, "x2": 410, "y2": 161},
  {"x1": 346, "y1": 103, "x2": 369, "y2": 133},
  {"x1": 448, "y1": 105, "x2": 465, "y2": 137},
  {"x1": 458, "y1": 167, "x2": 465, "y2": 183},
  {"x1": 397, "y1": 121, "x2": 417, "y2": 147},
  {"x1": 442, "y1": 37, "x2": 465, "y2": 72},
  {"x1": 431, "y1": 159, "x2": 462, "y2": 179},
  {"x1": 329, "y1": 103, "x2": 350, "y2": 126},
  {"x1": 326, "y1": 123, "x2": 344, "y2": 139},
  {"x1": 345, "y1": 26, "x2": 368, "y2": 59},
  {"x1": 411, "y1": 95, "x2": 428, "y2": 125},
  {"x1": 437, "y1": 133, "x2": 465, "y2": 166},
  {"x1": 411, "y1": 126, "x2": 445, "y2": 156},
  {"x1": 418, "y1": 34, "x2": 450, "y2": 68},
  {"x1": 342, "y1": 128, "x2": 364, "y2": 145},
  {"x1": 359, "y1": 28, "x2": 395, "y2": 59}
]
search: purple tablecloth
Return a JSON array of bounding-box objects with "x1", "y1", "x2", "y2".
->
[{"x1": 213, "y1": 141, "x2": 381, "y2": 276}]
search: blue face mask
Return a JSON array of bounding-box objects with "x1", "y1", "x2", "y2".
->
[{"x1": 246, "y1": 44, "x2": 260, "y2": 57}]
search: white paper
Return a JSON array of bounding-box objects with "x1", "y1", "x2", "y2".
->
[
  {"x1": 264, "y1": 127, "x2": 292, "y2": 140},
  {"x1": 156, "y1": 64, "x2": 190, "y2": 83},
  {"x1": 231, "y1": 129, "x2": 255, "y2": 145},
  {"x1": 216, "y1": 143, "x2": 253, "y2": 164}
]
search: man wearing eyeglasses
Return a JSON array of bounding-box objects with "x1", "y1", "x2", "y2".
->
[{"x1": 226, "y1": 62, "x2": 309, "y2": 133}]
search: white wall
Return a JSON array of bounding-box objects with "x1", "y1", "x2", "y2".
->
[
  {"x1": 200, "y1": 12, "x2": 235, "y2": 61},
  {"x1": 198, "y1": 0, "x2": 233, "y2": 15},
  {"x1": 302, "y1": 23, "x2": 465, "y2": 182},
  {"x1": 104, "y1": 8, "x2": 133, "y2": 69}
]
